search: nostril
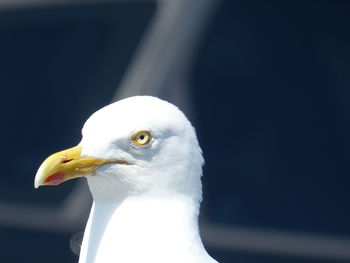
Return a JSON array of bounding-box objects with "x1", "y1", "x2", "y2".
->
[{"x1": 62, "y1": 159, "x2": 73, "y2": 164}]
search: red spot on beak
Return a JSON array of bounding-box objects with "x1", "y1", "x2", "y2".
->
[{"x1": 44, "y1": 172, "x2": 65, "y2": 186}]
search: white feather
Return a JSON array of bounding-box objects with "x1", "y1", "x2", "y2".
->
[{"x1": 77, "y1": 96, "x2": 217, "y2": 263}]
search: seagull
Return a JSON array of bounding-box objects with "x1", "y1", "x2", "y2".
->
[{"x1": 34, "y1": 96, "x2": 218, "y2": 263}]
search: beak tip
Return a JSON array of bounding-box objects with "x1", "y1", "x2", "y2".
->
[
  {"x1": 34, "y1": 169, "x2": 44, "y2": 189},
  {"x1": 34, "y1": 177, "x2": 41, "y2": 189}
]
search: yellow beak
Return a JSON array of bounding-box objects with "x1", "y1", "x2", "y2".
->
[{"x1": 34, "y1": 145, "x2": 129, "y2": 188}]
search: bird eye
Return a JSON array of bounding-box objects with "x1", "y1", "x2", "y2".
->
[{"x1": 131, "y1": 130, "x2": 152, "y2": 146}]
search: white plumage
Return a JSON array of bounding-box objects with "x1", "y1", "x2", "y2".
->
[{"x1": 36, "y1": 96, "x2": 217, "y2": 263}]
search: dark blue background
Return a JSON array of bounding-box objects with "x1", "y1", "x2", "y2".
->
[{"x1": 194, "y1": 1, "x2": 350, "y2": 237}]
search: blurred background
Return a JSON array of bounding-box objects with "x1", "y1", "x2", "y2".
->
[{"x1": 0, "y1": 0, "x2": 350, "y2": 262}]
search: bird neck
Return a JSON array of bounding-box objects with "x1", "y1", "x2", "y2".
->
[{"x1": 79, "y1": 194, "x2": 209, "y2": 263}]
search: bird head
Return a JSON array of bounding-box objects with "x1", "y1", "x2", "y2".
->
[{"x1": 34, "y1": 96, "x2": 204, "y2": 201}]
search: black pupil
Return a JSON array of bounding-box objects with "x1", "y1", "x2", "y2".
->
[{"x1": 139, "y1": 134, "x2": 145, "y2": 140}]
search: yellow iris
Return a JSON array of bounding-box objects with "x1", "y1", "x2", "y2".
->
[{"x1": 131, "y1": 130, "x2": 152, "y2": 146}]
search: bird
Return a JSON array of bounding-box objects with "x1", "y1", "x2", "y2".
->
[{"x1": 34, "y1": 96, "x2": 218, "y2": 263}]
